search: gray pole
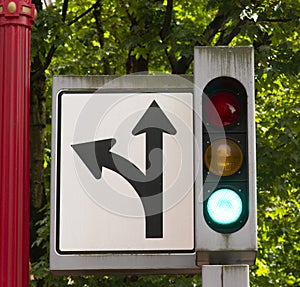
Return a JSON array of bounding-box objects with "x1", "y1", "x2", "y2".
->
[{"x1": 202, "y1": 265, "x2": 249, "y2": 287}]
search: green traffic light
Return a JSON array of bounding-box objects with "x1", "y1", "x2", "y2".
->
[
  {"x1": 203, "y1": 183, "x2": 249, "y2": 234},
  {"x1": 206, "y1": 188, "x2": 242, "y2": 225}
]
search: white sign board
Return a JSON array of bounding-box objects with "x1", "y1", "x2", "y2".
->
[{"x1": 57, "y1": 91, "x2": 194, "y2": 253}]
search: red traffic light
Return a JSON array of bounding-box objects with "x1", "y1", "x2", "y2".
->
[{"x1": 204, "y1": 91, "x2": 240, "y2": 127}]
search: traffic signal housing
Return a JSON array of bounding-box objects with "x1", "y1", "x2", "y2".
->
[{"x1": 194, "y1": 47, "x2": 257, "y2": 265}]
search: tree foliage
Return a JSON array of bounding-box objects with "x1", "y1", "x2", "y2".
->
[{"x1": 29, "y1": 0, "x2": 300, "y2": 286}]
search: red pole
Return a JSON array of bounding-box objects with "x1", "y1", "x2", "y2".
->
[{"x1": 0, "y1": 1, "x2": 34, "y2": 286}]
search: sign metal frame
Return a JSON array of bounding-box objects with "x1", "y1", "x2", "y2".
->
[{"x1": 50, "y1": 75, "x2": 200, "y2": 275}]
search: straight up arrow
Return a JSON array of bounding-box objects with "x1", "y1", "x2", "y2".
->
[{"x1": 132, "y1": 100, "x2": 176, "y2": 238}]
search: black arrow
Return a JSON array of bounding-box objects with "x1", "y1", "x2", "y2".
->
[
  {"x1": 132, "y1": 100, "x2": 176, "y2": 238},
  {"x1": 71, "y1": 100, "x2": 176, "y2": 239},
  {"x1": 71, "y1": 138, "x2": 146, "y2": 186}
]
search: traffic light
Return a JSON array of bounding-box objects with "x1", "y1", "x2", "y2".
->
[
  {"x1": 202, "y1": 76, "x2": 249, "y2": 234},
  {"x1": 194, "y1": 47, "x2": 257, "y2": 265}
]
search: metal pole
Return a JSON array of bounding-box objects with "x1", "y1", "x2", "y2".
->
[
  {"x1": 0, "y1": 1, "x2": 35, "y2": 286},
  {"x1": 202, "y1": 265, "x2": 249, "y2": 287}
]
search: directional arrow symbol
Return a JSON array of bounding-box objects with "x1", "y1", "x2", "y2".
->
[
  {"x1": 132, "y1": 100, "x2": 176, "y2": 182},
  {"x1": 72, "y1": 138, "x2": 145, "y2": 183},
  {"x1": 132, "y1": 100, "x2": 176, "y2": 136},
  {"x1": 71, "y1": 100, "x2": 176, "y2": 239},
  {"x1": 71, "y1": 138, "x2": 115, "y2": 180},
  {"x1": 132, "y1": 100, "x2": 176, "y2": 238}
]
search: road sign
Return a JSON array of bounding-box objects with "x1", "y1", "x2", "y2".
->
[{"x1": 51, "y1": 75, "x2": 199, "y2": 274}]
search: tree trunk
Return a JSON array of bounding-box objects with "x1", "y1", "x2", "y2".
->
[
  {"x1": 126, "y1": 54, "x2": 149, "y2": 74},
  {"x1": 30, "y1": 61, "x2": 47, "y2": 262}
]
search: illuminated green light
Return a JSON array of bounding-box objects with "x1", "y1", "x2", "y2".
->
[{"x1": 207, "y1": 189, "x2": 242, "y2": 225}]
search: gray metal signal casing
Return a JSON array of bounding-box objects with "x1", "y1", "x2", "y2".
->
[{"x1": 194, "y1": 46, "x2": 257, "y2": 266}]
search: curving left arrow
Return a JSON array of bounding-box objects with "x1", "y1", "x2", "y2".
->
[{"x1": 71, "y1": 138, "x2": 146, "y2": 184}]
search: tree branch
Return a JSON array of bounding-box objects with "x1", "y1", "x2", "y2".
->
[
  {"x1": 160, "y1": 0, "x2": 173, "y2": 40},
  {"x1": 93, "y1": 0, "x2": 111, "y2": 74},
  {"x1": 165, "y1": 48, "x2": 177, "y2": 73},
  {"x1": 216, "y1": 18, "x2": 246, "y2": 46},
  {"x1": 120, "y1": 0, "x2": 138, "y2": 28},
  {"x1": 165, "y1": 47, "x2": 193, "y2": 74},
  {"x1": 61, "y1": 0, "x2": 68, "y2": 22},
  {"x1": 67, "y1": 0, "x2": 101, "y2": 27},
  {"x1": 201, "y1": 11, "x2": 230, "y2": 44},
  {"x1": 43, "y1": 45, "x2": 57, "y2": 71},
  {"x1": 164, "y1": 8, "x2": 230, "y2": 73},
  {"x1": 40, "y1": 0, "x2": 102, "y2": 72}
]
